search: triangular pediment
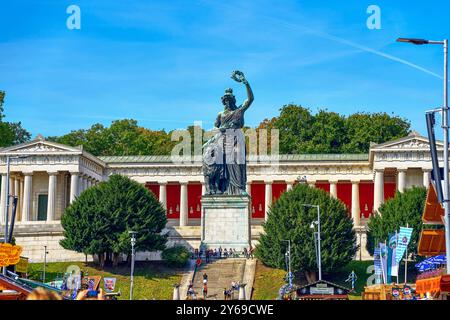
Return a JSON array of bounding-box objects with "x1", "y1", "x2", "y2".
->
[
  {"x1": 370, "y1": 132, "x2": 441, "y2": 151},
  {"x1": 0, "y1": 136, "x2": 82, "y2": 154}
]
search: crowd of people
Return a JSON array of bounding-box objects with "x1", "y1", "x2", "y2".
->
[
  {"x1": 186, "y1": 272, "x2": 242, "y2": 300},
  {"x1": 191, "y1": 245, "x2": 254, "y2": 265}
]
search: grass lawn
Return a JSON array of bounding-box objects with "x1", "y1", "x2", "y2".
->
[
  {"x1": 253, "y1": 260, "x2": 380, "y2": 300},
  {"x1": 28, "y1": 261, "x2": 186, "y2": 300},
  {"x1": 252, "y1": 261, "x2": 287, "y2": 300}
]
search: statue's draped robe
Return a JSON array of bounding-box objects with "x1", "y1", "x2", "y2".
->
[{"x1": 203, "y1": 106, "x2": 247, "y2": 195}]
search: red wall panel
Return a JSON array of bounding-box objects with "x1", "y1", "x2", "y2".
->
[
  {"x1": 272, "y1": 183, "x2": 287, "y2": 203},
  {"x1": 315, "y1": 183, "x2": 330, "y2": 193},
  {"x1": 337, "y1": 183, "x2": 352, "y2": 215},
  {"x1": 384, "y1": 182, "x2": 396, "y2": 201},
  {"x1": 359, "y1": 183, "x2": 374, "y2": 218},
  {"x1": 166, "y1": 184, "x2": 180, "y2": 219},
  {"x1": 145, "y1": 183, "x2": 160, "y2": 199},
  {"x1": 251, "y1": 183, "x2": 265, "y2": 218},
  {"x1": 188, "y1": 184, "x2": 202, "y2": 219}
]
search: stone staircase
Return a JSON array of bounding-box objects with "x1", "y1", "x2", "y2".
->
[{"x1": 192, "y1": 258, "x2": 248, "y2": 300}]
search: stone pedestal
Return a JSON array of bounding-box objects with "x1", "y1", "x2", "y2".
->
[{"x1": 201, "y1": 195, "x2": 251, "y2": 250}]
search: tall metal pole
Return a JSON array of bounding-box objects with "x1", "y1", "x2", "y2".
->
[
  {"x1": 397, "y1": 37, "x2": 449, "y2": 274},
  {"x1": 317, "y1": 205, "x2": 322, "y2": 281},
  {"x1": 443, "y1": 39, "x2": 450, "y2": 274},
  {"x1": 2, "y1": 156, "x2": 10, "y2": 276},
  {"x1": 289, "y1": 240, "x2": 292, "y2": 284},
  {"x1": 43, "y1": 245, "x2": 47, "y2": 283},
  {"x1": 129, "y1": 231, "x2": 137, "y2": 300}
]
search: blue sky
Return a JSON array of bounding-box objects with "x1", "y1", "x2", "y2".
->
[{"x1": 0, "y1": 0, "x2": 449, "y2": 137}]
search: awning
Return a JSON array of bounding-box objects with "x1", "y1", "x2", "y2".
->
[
  {"x1": 415, "y1": 275, "x2": 450, "y2": 295},
  {"x1": 423, "y1": 183, "x2": 444, "y2": 224},
  {"x1": 418, "y1": 229, "x2": 446, "y2": 257}
]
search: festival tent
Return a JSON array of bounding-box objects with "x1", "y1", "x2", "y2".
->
[
  {"x1": 418, "y1": 184, "x2": 446, "y2": 256},
  {"x1": 422, "y1": 183, "x2": 444, "y2": 224},
  {"x1": 415, "y1": 275, "x2": 450, "y2": 297}
]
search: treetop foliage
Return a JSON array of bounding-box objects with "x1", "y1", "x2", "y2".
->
[
  {"x1": 60, "y1": 174, "x2": 167, "y2": 261},
  {"x1": 0, "y1": 91, "x2": 31, "y2": 147},
  {"x1": 366, "y1": 187, "x2": 427, "y2": 259},
  {"x1": 256, "y1": 183, "x2": 357, "y2": 278},
  {"x1": 259, "y1": 104, "x2": 411, "y2": 154}
]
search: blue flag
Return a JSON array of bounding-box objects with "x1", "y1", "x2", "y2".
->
[
  {"x1": 387, "y1": 233, "x2": 399, "y2": 282},
  {"x1": 395, "y1": 227, "x2": 413, "y2": 264},
  {"x1": 374, "y1": 247, "x2": 382, "y2": 284},
  {"x1": 379, "y1": 243, "x2": 388, "y2": 284}
]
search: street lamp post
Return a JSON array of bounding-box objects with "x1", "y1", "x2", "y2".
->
[
  {"x1": 282, "y1": 239, "x2": 292, "y2": 287},
  {"x1": 3, "y1": 155, "x2": 29, "y2": 275},
  {"x1": 302, "y1": 204, "x2": 322, "y2": 281},
  {"x1": 129, "y1": 231, "x2": 137, "y2": 300},
  {"x1": 42, "y1": 245, "x2": 48, "y2": 283},
  {"x1": 397, "y1": 37, "x2": 449, "y2": 274}
]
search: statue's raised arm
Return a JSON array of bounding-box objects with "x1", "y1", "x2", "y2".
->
[{"x1": 231, "y1": 70, "x2": 253, "y2": 112}]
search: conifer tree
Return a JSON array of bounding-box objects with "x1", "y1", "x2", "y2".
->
[
  {"x1": 61, "y1": 175, "x2": 167, "y2": 267},
  {"x1": 366, "y1": 186, "x2": 426, "y2": 259},
  {"x1": 256, "y1": 183, "x2": 357, "y2": 283}
]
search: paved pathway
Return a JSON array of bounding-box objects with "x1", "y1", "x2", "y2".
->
[{"x1": 193, "y1": 258, "x2": 247, "y2": 300}]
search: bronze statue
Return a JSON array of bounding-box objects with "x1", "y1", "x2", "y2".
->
[{"x1": 203, "y1": 71, "x2": 254, "y2": 195}]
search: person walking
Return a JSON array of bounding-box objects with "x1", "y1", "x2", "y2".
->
[
  {"x1": 203, "y1": 272, "x2": 208, "y2": 284},
  {"x1": 202, "y1": 283, "x2": 208, "y2": 300}
]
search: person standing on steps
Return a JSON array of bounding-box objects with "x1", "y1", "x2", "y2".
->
[
  {"x1": 203, "y1": 272, "x2": 208, "y2": 285},
  {"x1": 202, "y1": 283, "x2": 208, "y2": 300}
]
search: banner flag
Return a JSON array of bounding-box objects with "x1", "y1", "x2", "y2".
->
[
  {"x1": 395, "y1": 227, "x2": 413, "y2": 264},
  {"x1": 388, "y1": 233, "x2": 399, "y2": 279},
  {"x1": 379, "y1": 242, "x2": 388, "y2": 284},
  {"x1": 104, "y1": 277, "x2": 117, "y2": 293},
  {"x1": 374, "y1": 247, "x2": 382, "y2": 284}
]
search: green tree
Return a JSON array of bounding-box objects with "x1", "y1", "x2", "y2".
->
[
  {"x1": 273, "y1": 104, "x2": 314, "y2": 154},
  {"x1": 366, "y1": 187, "x2": 426, "y2": 259},
  {"x1": 0, "y1": 91, "x2": 31, "y2": 147},
  {"x1": 342, "y1": 112, "x2": 410, "y2": 153},
  {"x1": 260, "y1": 105, "x2": 411, "y2": 154},
  {"x1": 49, "y1": 119, "x2": 174, "y2": 156},
  {"x1": 60, "y1": 175, "x2": 167, "y2": 267},
  {"x1": 256, "y1": 183, "x2": 357, "y2": 283},
  {"x1": 162, "y1": 246, "x2": 191, "y2": 267}
]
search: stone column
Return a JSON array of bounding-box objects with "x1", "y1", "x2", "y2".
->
[
  {"x1": 19, "y1": 178, "x2": 24, "y2": 221},
  {"x1": 238, "y1": 283, "x2": 247, "y2": 300},
  {"x1": 70, "y1": 172, "x2": 79, "y2": 203},
  {"x1": 307, "y1": 180, "x2": 316, "y2": 189},
  {"x1": 8, "y1": 177, "x2": 14, "y2": 220},
  {"x1": 397, "y1": 169, "x2": 407, "y2": 193},
  {"x1": 264, "y1": 181, "x2": 272, "y2": 220},
  {"x1": 159, "y1": 182, "x2": 167, "y2": 210},
  {"x1": 329, "y1": 181, "x2": 338, "y2": 198},
  {"x1": 22, "y1": 173, "x2": 33, "y2": 222},
  {"x1": 172, "y1": 284, "x2": 180, "y2": 300},
  {"x1": 201, "y1": 182, "x2": 206, "y2": 197},
  {"x1": 246, "y1": 181, "x2": 252, "y2": 195},
  {"x1": 286, "y1": 181, "x2": 294, "y2": 191},
  {"x1": 351, "y1": 181, "x2": 360, "y2": 227},
  {"x1": 47, "y1": 172, "x2": 58, "y2": 222},
  {"x1": 373, "y1": 169, "x2": 384, "y2": 213},
  {"x1": 0, "y1": 174, "x2": 7, "y2": 224},
  {"x1": 423, "y1": 170, "x2": 431, "y2": 189},
  {"x1": 180, "y1": 182, "x2": 188, "y2": 227},
  {"x1": 13, "y1": 178, "x2": 19, "y2": 221}
]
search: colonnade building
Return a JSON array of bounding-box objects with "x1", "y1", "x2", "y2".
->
[{"x1": 0, "y1": 132, "x2": 437, "y2": 262}]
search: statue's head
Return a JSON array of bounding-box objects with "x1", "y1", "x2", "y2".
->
[{"x1": 221, "y1": 88, "x2": 236, "y2": 110}]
